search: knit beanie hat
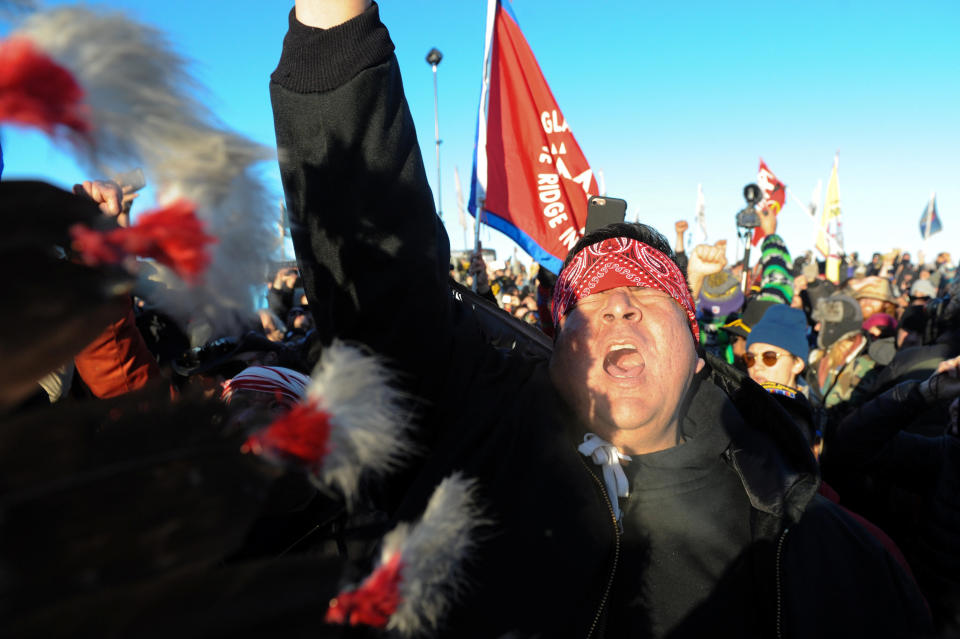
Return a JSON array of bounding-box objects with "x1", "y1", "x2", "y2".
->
[
  {"x1": 746, "y1": 304, "x2": 809, "y2": 361},
  {"x1": 698, "y1": 270, "x2": 744, "y2": 320},
  {"x1": 910, "y1": 279, "x2": 937, "y2": 299},
  {"x1": 862, "y1": 312, "x2": 897, "y2": 336}
]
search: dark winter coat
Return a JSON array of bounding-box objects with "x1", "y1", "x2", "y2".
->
[{"x1": 822, "y1": 380, "x2": 960, "y2": 631}]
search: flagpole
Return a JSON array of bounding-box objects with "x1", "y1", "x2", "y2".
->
[
  {"x1": 696, "y1": 183, "x2": 707, "y2": 243},
  {"x1": 789, "y1": 191, "x2": 814, "y2": 218},
  {"x1": 808, "y1": 178, "x2": 822, "y2": 255},
  {"x1": 472, "y1": 0, "x2": 497, "y2": 256},
  {"x1": 454, "y1": 166, "x2": 467, "y2": 250}
]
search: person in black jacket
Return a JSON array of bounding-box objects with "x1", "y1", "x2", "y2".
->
[
  {"x1": 822, "y1": 356, "x2": 960, "y2": 633},
  {"x1": 270, "y1": 2, "x2": 931, "y2": 636}
]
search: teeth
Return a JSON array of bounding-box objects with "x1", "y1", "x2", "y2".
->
[{"x1": 609, "y1": 344, "x2": 637, "y2": 352}]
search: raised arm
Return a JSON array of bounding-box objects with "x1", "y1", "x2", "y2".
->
[
  {"x1": 270, "y1": 2, "x2": 453, "y2": 389},
  {"x1": 823, "y1": 355, "x2": 960, "y2": 476}
]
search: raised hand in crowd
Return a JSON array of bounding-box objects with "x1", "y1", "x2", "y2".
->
[
  {"x1": 674, "y1": 219, "x2": 688, "y2": 254},
  {"x1": 73, "y1": 179, "x2": 126, "y2": 227},
  {"x1": 119, "y1": 183, "x2": 140, "y2": 220},
  {"x1": 686, "y1": 239, "x2": 727, "y2": 300},
  {"x1": 272, "y1": 266, "x2": 299, "y2": 292},
  {"x1": 791, "y1": 274, "x2": 808, "y2": 309},
  {"x1": 468, "y1": 246, "x2": 491, "y2": 295}
]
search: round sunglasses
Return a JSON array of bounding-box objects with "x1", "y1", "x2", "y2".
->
[{"x1": 744, "y1": 350, "x2": 786, "y2": 368}]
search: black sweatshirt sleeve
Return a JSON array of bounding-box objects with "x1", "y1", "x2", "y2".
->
[{"x1": 269, "y1": 4, "x2": 453, "y2": 391}]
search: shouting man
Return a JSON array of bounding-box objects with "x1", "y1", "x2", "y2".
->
[{"x1": 271, "y1": 1, "x2": 930, "y2": 636}]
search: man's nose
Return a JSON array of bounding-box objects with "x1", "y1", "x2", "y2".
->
[{"x1": 602, "y1": 291, "x2": 641, "y2": 323}]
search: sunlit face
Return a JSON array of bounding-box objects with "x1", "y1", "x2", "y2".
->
[
  {"x1": 549, "y1": 286, "x2": 704, "y2": 455},
  {"x1": 746, "y1": 342, "x2": 804, "y2": 389},
  {"x1": 858, "y1": 297, "x2": 893, "y2": 320}
]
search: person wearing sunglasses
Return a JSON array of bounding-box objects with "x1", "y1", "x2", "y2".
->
[{"x1": 745, "y1": 305, "x2": 810, "y2": 393}]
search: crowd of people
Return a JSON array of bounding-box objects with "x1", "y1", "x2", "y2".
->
[{"x1": 2, "y1": 0, "x2": 959, "y2": 637}]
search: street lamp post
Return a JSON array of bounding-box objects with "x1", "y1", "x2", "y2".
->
[{"x1": 426, "y1": 48, "x2": 443, "y2": 218}]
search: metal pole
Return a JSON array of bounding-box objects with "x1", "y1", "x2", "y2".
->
[
  {"x1": 740, "y1": 230, "x2": 753, "y2": 294},
  {"x1": 432, "y1": 63, "x2": 442, "y2": 217},
  {"x1": 426, "y1": 48, "x2": 443, "y2": 218}
]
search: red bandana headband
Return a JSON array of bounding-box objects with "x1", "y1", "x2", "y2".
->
[{"x1": 552, "y1": 237, "x2": 700, "y2": 341}]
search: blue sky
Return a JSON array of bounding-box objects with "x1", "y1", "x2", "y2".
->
[{"x1": 2, "y1": 0, "x2": 958, "y2": 266}]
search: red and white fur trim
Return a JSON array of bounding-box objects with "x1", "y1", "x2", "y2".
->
[
  {"x1": 0, "y1": 36, "x2": 90, "y2": 135},
  {"x1": 244, "y1": 340, "x2": 413, "y2": 506},
  {"x1": 13, "y1": 7, "x2": 277, "y2": 336},
  {"x1": 69, "y1": 199, "x2": 217, "y2": 284},
  {"x1": 326, "y1": 473, "x2": 484, "y2": 635}
]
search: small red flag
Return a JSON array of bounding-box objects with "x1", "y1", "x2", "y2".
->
[{"x1": 751, "y1": 158, "x2": 786, "y2": 246}]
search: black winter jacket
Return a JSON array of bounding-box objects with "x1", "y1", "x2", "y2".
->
[{"x1": 822, "y1": 380, "x2": 960, "y2": 631}]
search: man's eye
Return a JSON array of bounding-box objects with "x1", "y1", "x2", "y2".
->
[{"x1": 576, "y1": 299, "x2": 604, "y2": 310}]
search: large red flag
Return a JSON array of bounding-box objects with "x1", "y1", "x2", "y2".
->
[
  {"x1": 469, "y1": 0, "x2": 597, "y2": 273},
  {"x1": 752, "y1": 158, "x2": 786, "y2": 246}
]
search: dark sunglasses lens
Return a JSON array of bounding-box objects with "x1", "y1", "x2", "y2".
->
[{"x1": 745, "y1": 352, "x2": 780, "y2": 367}]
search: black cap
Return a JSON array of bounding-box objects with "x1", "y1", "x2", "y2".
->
[{"x1": 721, "y1": 298, "x2": 776, "y2": 338}]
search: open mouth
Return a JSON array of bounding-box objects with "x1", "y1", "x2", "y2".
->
[{"x1": 603, "y1": 343, "x2": 645, "y2": 379}]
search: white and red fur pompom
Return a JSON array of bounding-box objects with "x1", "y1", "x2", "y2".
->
[
  {"x1": 243, "y1": 340, "x2": 413, "y2": 506},
  {"x1": 13, "y1": 7, "x2": 278, "y2": 337},
  {"x1": 326, "y1": 473, "x2": 484, "y2": 635},
  {"x1": 69, "y1": 199, "x2": 217, "y2": 284},
  {"x1": 0, "y1": 36, "x2": 90, "y2": 135}
]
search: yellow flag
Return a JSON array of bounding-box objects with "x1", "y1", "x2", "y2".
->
[{"x1": 815, "y1": 154, "x2": 841, "y2": 259}]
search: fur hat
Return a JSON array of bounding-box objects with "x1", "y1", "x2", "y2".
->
[{"x1": 814, "y1": 295, "x2": 863, "y2": 349}]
